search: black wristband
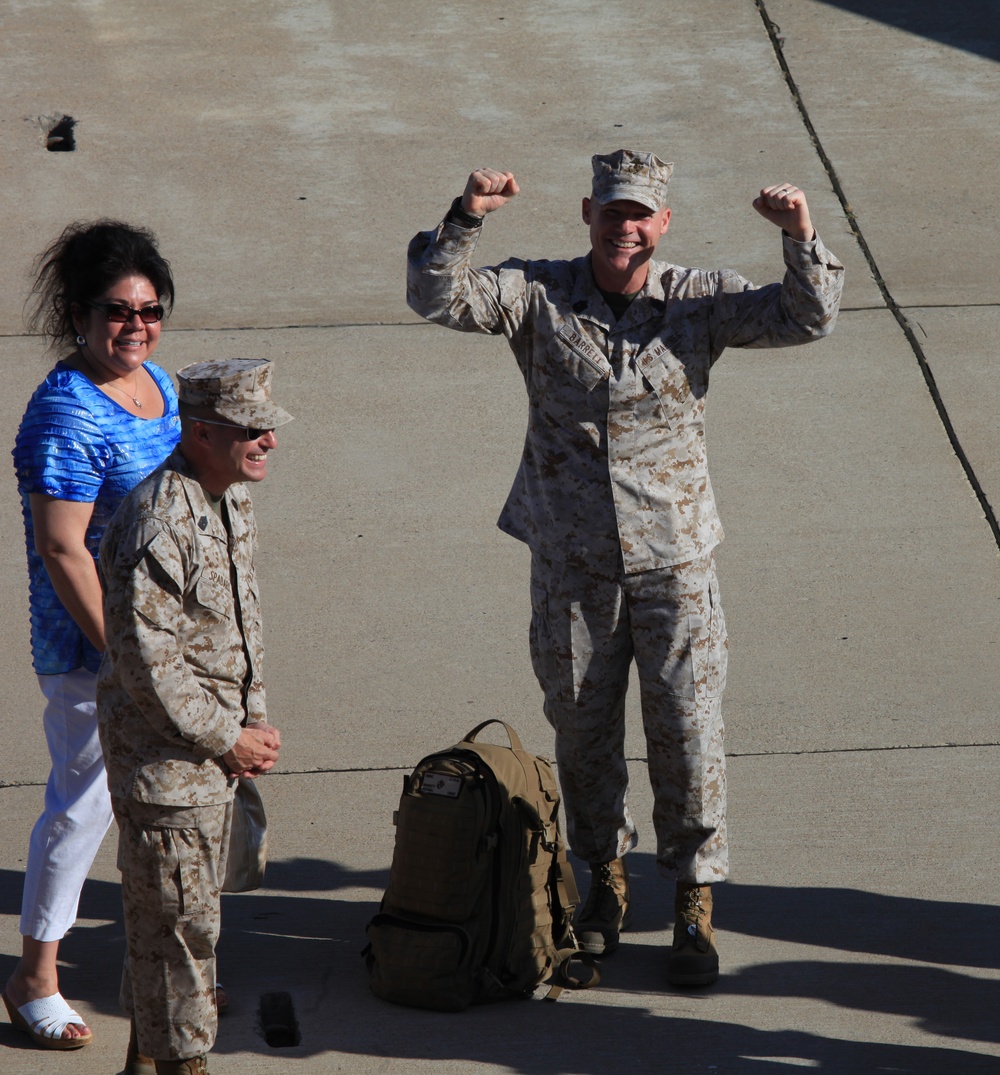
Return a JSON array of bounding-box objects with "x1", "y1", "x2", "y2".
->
[{"x1": 446, "y1": 196, "x2": 485, "y2": 229}]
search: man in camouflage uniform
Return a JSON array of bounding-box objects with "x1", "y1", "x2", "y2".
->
[
  {"x1": 407, "y1": 151, "x2": 844, "y2": 986},
  {"x1": 97, "y1": 359, "x2": 292, "y2": 1074}
]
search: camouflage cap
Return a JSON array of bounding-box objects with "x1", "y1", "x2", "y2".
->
[
  {"x1": 176, "y1": 358, "x2": 293, "y2": 429},
  {"x1": 591, "y1": 149, "x2": 674, "y2": 211}
]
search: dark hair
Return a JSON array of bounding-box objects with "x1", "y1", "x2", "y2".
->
[{"x1": 26, "y1": 219, "x2": 175, "y2": 350}]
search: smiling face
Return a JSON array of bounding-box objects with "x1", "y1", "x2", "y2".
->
[
  {"x1": 224, "y1": 426, "x2": 277, "y2": 487},
  {"x1": 196, "y1": 422, "x2": 278, "y2": 496},
  {"x1": 582, "y1": 197, "x2": 671, "y2": 293},
  {"x1": 71, "y1": 274, "x2": 163, "y2": 378}
]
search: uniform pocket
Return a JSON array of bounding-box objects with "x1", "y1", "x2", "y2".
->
[
  {"x1": 703, "y1": 572, "x2": 728, "y2": 700},
  {"x1": 528, "y1": 568, "x2": 571, "y2": 704},
  {"x1": 547, "y1": 327, "x2": 611, "y2": 391},
  {"x1": 122, "y1": 821, "x2": 218, "y2": 925},
  {"x1": 192, "y1": 567, "x2": 232, "y2": 619}
]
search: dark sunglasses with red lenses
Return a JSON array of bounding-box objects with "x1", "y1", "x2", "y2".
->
[{"x1": 86, "y1": 301, "x2": 165, "y2": 324}]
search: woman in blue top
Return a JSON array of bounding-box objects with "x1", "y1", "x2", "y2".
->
[{"x1": 5, "y1": 222, "x2": 180, "y2": 1051}]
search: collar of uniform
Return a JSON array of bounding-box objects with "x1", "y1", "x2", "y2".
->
[
  {"x1": 573, "y1": 255, "x2": 667, "y2": 330},
  {"x1": 570, "y1": 256, "x2": 612, "y2": 329},
  {"x1": 166, "y1": 446, "x2": 236, "y2": 543}
]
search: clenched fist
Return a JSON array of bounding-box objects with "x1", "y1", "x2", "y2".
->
[
  {"x1": 752, "y1": 184, "x2": 815, "y2": 242},
  {"x1": 461, "y1": 168, "x2": 521, "y2": 217}
]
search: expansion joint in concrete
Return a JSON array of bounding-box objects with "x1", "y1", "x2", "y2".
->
[
  {"x1": 4, "y1": 740, "x2": 998, "y2": 792},
  {"x1": 722, "y1": 740, "x2": 1000, "y2": 760},
  {"x1": 755, "y1": 0, "x2": 1000, "y2": 555}
]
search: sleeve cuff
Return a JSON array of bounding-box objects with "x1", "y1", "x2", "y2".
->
[
  {"x1": 445, "y1": 197, "x2": 485, "y2": 229},
  {"x1": 782, "y1": 230, "x2": 838, "y2": 268}
]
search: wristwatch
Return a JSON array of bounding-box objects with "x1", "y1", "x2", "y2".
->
[{"x1": 446, "y1": 197, "x2": 485, "y2": 229}]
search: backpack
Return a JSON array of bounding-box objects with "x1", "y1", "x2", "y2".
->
[{"x1": 364, "y1": 719, "x2": 598, "y2": 1010}]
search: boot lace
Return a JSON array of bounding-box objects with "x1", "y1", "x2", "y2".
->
[
  {"x1": 581, "y1": 863, "x2": 624, "y2": 922},
  {"x1": 677, "y1": 886, "x2": 708, "y2": 932}
]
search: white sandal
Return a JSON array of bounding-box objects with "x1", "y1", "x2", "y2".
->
[{"x1": 2, "y1": 990, "x2": 93, "y2": 1050}]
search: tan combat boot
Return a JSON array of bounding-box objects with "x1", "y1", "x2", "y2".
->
[
  {"x1": 667, "y1": 882, "x2": 719, "y2": 986},
  {"x1": 153, "y1": 1057, "x2": 209, "y2": 1074},
  {"x1": 124, "y1": 1019, "x2": 155, "y2": 1075},
  {"x1": 576, "y1": 857, "x2": 632, "y2": 956}
]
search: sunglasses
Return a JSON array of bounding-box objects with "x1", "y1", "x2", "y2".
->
[
  {"x1": 86, "y1": 301, "x2": 165, "y2": 324},
  {"x1": 195, "y1": 418, "x2": 273, "y2": 441}
]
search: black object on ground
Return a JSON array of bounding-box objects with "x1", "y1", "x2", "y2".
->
[
  {"x1": 258, "y1": 991, "x2": 301, "y2": 1047},
  {"x1": 46, "y1": 115, "x2": 76, "y2": 151}
]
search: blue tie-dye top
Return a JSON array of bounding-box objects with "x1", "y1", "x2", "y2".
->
[{"x1": 13, "y1": 361, "x2": 181, "y2": 674}]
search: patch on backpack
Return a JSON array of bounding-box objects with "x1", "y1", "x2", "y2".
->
[{"x1": 418, "y1": 771, "x2": 462, "y2": 798}]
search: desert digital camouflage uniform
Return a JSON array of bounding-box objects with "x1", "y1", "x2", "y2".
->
[
  {"x1": 407, "y1": 209, "x2": 844, "y2": 882},
  {"x1": 98, "y1": 445, "x2": 264, "y2": 1061},
  {"x1": 114, "y1": 800, "x2": 230, "y2": 1061}
]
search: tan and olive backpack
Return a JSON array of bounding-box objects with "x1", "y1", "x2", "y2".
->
[{"x1": 364, "y1": 720, "x2": 598, "y2": 1010}]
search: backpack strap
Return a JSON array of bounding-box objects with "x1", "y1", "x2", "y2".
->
[
  {"x1": 555, "y1": 845, "x2": 580, "y2": 911},
  {"x1": 544, "y1": 949, "x2": 601, "y2": 1001}
]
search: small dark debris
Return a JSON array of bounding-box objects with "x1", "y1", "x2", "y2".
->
[
  {"x1": 46, "y1": 115, "x2": 76, "y2": 152},
  {"x1": 258, "y1": 991, "x2": 301, "y2": 1048}
]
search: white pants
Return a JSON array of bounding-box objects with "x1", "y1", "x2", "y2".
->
[{"x1": 20, "y1": 669, "x2": 113, "y2": 942}]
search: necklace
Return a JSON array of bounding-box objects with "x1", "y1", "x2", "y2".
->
[
  {"x1": 76, "y1": 348, "x2": 142, "y2": 408},
  {"x1": 104, "y1": 374, "x2": 143, "y2": 409}
]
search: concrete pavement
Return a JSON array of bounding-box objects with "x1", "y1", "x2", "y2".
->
[{"x1": 1, "y1": 1, "x2": 998, "y2": 1071}]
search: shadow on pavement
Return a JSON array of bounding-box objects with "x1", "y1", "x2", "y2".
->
[
  {"x1": 810, "y1": 0, "x2": 1000, "y2": 63},
  {"x1": 722, "y1": 880, "x2": 1000, "y2": 970},
  {"x1": 2, "y1": 859, "x2": 998, "y2": 1070}
]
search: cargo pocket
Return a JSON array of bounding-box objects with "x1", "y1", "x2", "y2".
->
[
  {"x1": 529, "y1": 566, "x2": 575, "y2": 706},
  {"x1": 156, "y1": 827, "x2": 216, "y2": 924},
  {"x1": 121, "y1": 824, "x2": 204, "y2": 924},
  {"x1": 704, "y1": 571, "x2": 728, "y2": 700}
]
